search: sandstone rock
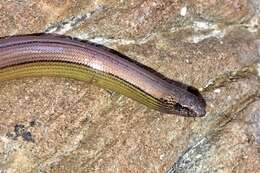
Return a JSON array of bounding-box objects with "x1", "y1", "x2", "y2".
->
[{"x1": 0, "y1": 0, "x2": 259, "y2": 173}]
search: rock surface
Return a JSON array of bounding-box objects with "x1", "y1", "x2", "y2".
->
[{"x1": 0, "y1": 0, "x2": 259, "y2": 173}]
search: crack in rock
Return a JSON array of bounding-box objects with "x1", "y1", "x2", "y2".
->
[
  {"x1": 202, "y1": 64, "x2": 258, "y2": 92},
  {"x1": 44, "y1": 6, "x2": 105, "y2": 34},
  {"x1": 166, "y1": 137, "x2": 211, "y2": 173}
]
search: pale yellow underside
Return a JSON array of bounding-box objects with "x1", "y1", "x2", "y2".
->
[{"x1": 0, "y1": 62, "x2": 161, "y2": 111}]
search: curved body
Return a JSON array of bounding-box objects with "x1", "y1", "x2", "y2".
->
[{"x1": 0, "y1": 34, "x2": 205, "y2": 116}]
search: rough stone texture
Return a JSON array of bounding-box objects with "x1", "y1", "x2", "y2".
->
[{"x1": 0, "y1": 0, "x2": 259, "y2": 173}]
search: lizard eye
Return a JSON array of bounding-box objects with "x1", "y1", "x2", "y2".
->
[
  {"x1": 159, "y1": 97, "x2": 195, "y2": 116},
  {"x1": 173, "y1": 103, "x2": 195, "y2": 116}
]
